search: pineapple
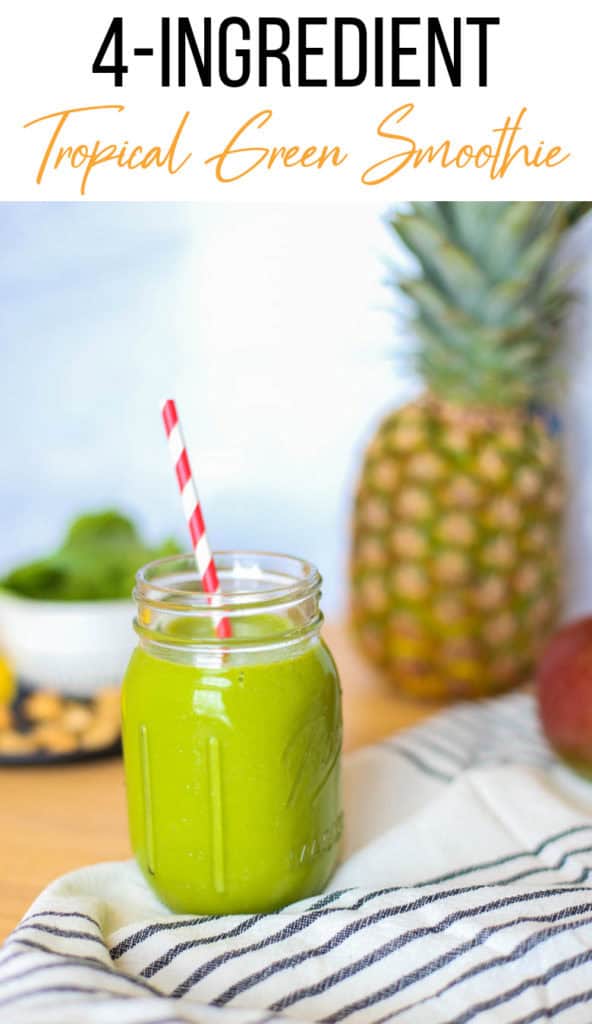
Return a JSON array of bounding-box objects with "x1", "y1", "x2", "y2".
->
[{"x1": 351, "y1": 202, "x2": 590, "y2": 700}]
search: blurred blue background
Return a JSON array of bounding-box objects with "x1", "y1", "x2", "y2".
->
[
  {"x1": 1, "y1": 203, "x2": 591, "y2": 617},
  {"x1": 0, "y1": 202, "x2": 415, "y2": 613}
]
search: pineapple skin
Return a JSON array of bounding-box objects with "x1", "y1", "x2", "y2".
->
[{"x1": 351, "y1": 395, "x2": 563, "y2": 700}]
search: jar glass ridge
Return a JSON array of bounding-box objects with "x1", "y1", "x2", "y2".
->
[{"x1": 133, "y1": 551, "x2": 324, "y2": 663}]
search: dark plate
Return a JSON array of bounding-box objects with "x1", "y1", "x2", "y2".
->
[{"x1": 0, "y1": 685, "x2": 122, "y2": 767}]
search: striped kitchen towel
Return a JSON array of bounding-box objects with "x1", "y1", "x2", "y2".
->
[{"x1": 2, "y1": 691, "x2": 592, "y2": 1024}]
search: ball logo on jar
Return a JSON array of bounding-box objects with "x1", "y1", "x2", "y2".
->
[{"x1": 282, "y1": 702, "x2": 343, "y2": 809}]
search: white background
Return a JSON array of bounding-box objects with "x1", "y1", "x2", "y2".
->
[
  {"x1": 2, "y1": 203, "x2": 592, "y2": 617},
  {"x1": 0, "y1": 202, "x2": 403, "y2": 611},
  {"x1": 0, "y1": 0, "x2": 589, "y2": 200}
]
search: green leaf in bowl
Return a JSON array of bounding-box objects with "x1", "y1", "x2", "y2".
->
[{"x1": 1, "y1": 511, "x2": 182, "y2": 601}]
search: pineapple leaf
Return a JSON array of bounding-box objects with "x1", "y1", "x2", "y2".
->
[
  {"x1": 485, "y1": 203, "x2": 542, "y2": 280},
  {"x1": 390, "y1": 201, "x2": 590, "y2": 406},
  {"x1": 393, "y1": 214, "x2": 488, "y2": 318}
]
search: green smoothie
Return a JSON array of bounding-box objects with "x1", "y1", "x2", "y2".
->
[{"x1": 122, "y1": 614, "x2": 343, "y2": 915}]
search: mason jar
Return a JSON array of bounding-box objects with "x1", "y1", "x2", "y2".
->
[{"x1": 122, "y1": 551, "x2": 343, "y2": 915}]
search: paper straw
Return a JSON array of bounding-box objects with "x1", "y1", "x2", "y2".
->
[{"x1": 161, "y1": 399, "x2": 232, "y2": 639}]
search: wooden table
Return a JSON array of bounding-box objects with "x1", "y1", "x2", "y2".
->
[{"x1": 0, "y1": 622, "x2": 438, "y2": 942}]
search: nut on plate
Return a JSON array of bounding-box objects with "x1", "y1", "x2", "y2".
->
[
  {"x1": 32, "y1": 723, "x2": 80, "y2": 755},
  {"x1": 0, "y1": 703, "x2": 13, "y2": 731},
  {"x1": 94, "y1": 686, "x2": 122, "y2": 718},
  {"x1": 23, "y1": 690, "x2": 64, "y2": 722},
  {"x1": 80, "y1": 719, "x2": 120, "y2": 751},
  {"x1": 61, "y1": 704, "x2": 94, "y2": 734},
  {"x1": 0, "y1": 731, "x2": 36, "y2": 756}
]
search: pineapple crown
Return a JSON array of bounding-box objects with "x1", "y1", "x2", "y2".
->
[{"x1": 391, "y1": 202, "x2": 591, "y2": 408}]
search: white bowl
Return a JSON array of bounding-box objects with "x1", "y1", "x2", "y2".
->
[{"x1": 0, "y1": 592, "x2": 135, "y2": 696}]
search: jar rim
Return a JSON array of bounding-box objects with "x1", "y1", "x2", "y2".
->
[{"x1": 134, "y1": 550, "x2": 322, "y2": 612}]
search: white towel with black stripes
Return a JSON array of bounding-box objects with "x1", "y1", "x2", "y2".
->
[{"x1": 2, "y1": 691, "x2": 592, "y2": 1024}]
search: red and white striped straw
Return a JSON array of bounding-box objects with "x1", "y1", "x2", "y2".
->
[{"x1": 161, "y1": 399, "x2": 232, "y2": 639}]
